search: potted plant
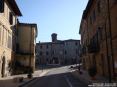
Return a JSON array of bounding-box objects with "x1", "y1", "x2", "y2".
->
[
  {"x1": 27, "y1": 73, "x2": 32, "y2": 79},
  {"x1": 88, "y1": 66, "x2": 97, "y2": 80},
  {"x1": 27, "y1": 67, "x2": 33, "y2": 79}
]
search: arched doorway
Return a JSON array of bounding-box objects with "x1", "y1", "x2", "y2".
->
[
  {"x1": 1, "y1": 56, "x2": 6, "y2": 77},
  {"x1": 52, "y1": 57, "x2": 59, "y2": 64}
]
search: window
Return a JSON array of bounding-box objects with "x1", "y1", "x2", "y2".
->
[
  {"x1": 40, "y1": 51, "x2": 43, "y2": 56},
  {"x1": 52, "y1": 50, "x2": 54, "y2": 55},
  {"x1": 4, "y1": 28, "x2": 7, "y2": 47},
  {"x1": 75, "y1": 42, "x2": 78, "y2": 46},
  {"x1": 98, "y1": 27, "x2": 103, "y2": 42},
  {"x1": 92, "y1": 10, "x2": 96, "y2": 22},
  {"x1": 76, "y1": 49, "x2": 78, "y2": 54},
  {"x1": 46, "y1": 58, "x2": 48, "y2": 62},
  {"x1": 64, "y1": 50, "x2": 67, "y2": 55},
  {"x1": 97, "y1": 1, "x2": 101, "y2": 13},
  {"x1": 16, "y1": 43, "x2": 19, "y2": 51},
  {"x1": 112, "y1": 0, "x2": 117, "y2": 4},
  {"x1": 40, "y1": 45, "x2": 42, "y2": 49},
  {"x1": 2, "y1": 27, "x2": 4, "y2": 45},
  {"x1": 46, "y1": 45, "x2": 48, "y2": 49},
  {"x1": 0, "y1": 25, "x2": 1, "y2": 43},
  {"x1": 9, "y1": 12, "x2": 13, "y2": 25},
  {"x1": 46, "y1": 51, "x2": 49, "y2": 55},
  {"x1": 8, "y1": 35, "x2": 12, "y2": 49},
  {"x1": 0, "y1": 29, "x2": 1, "y2": 43},
  {"x1": 0, "y1": 0, "x2": 4, "y2": 13},
  {"x1": 90, "y1": 16, "x2": 92, "y2": 25}
]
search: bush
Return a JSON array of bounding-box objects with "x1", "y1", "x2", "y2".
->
[
  {"x1": 27, "y1": 67, "x2": 33, "y2": 79},
  {"x1": 88, "y1": 66, "x2": 97, "y2": 77}
]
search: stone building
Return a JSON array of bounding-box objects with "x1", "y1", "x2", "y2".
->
[
  {"x1": 36, "y1": 33, "x2": 80, "y2": 65},
  {"x1": 0, "y1": 0, "x2": 22, "y2": 77},
  {"x1": 15, "y1": 23, "x2": 38, "y2": 74},
  {"x1": 79, "y1": 0, "x2": 117, "y2": 81}
]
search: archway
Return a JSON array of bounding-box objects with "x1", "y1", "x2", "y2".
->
[
  {"x1": 52, "y1": 57, "x2": 59, "y2": 64},
  {"x1": 1, "y1": 56, "x2": 6, "y2": 77}
]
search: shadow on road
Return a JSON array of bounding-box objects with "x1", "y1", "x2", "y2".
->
[
  {"x1": 29, "y1": 72, "x2": 88, "y2": 87},
  {"x1": 35, "y1": 64, "x2": 73, "y2": 71}
]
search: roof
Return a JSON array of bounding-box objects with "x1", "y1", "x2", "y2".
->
[
  {"x1": 36, "y1": 42, "x2": 52, "y2": 45},
  {"x1": 18, "y1": 23, "x2": 37, "y2": 27},
  {"x1": 51, "y1": 33, "x2": 57, "y2": 35},
  {"x1": 36, "y1": 39, "x2": 80, "y2": 45},
  {"x1": 6, "y1": 0, "x2": 22, "y2": 16},
  {"x1": 36, "y1": 41, "x2": 64, "y2": 45},
  {"x1": 83, "y1": 0, "x2": 94, "y2": 19},
  {"x1": 63, "y1": 39, "x2": 80, "y2": 42},
  {"x1": 79, "y1": 11, "x2": 85, "y2": 34},
  {"x1": 18, "y1": 23, "x2": 38, "y2": 38},
  {"x1": 79, "y1": 0, "x2": 94, "y2": 34}
]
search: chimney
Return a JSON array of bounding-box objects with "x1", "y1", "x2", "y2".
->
[{"x1": 51, "y1": 33, "x2": 57, "y2": 42}]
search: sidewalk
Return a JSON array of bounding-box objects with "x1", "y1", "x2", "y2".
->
[
  {"x1": 0, "y1": 69, "x2": 49, "y2": 87},
  {"x1": 71, "y1": 69, "x2": 109, "y2": 85}
]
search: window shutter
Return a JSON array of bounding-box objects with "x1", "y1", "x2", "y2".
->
[{"x1": 0, "y1": 0, "x2": 4, "y2": 13}]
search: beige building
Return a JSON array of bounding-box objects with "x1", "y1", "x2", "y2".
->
[
  {"x1": 15, "y1": 23, "x2": 38, "y2": 74},
  {"x1": 79, "y1": 0, "x2": 117, "y2": 81},
  {"x1": 0, "y1": 0, "x2": 22, "y2": 77}
]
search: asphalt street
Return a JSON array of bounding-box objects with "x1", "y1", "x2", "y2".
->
[{"x1": 27, "y1": 66, "x2": 88, "y2": 87}]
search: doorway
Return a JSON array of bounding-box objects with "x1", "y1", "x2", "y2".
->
[
  {"x1": 1, "y1": 56, "x2": 5, "y2": 77},
  {"x1": 101, "y1": 54, "x2": 105, "y2": 76},
  {"x1": 52, "y1": 57, "x2": 59, "y2": 64}
]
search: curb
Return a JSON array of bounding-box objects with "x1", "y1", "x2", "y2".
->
[
  {"x1": 18, "y1": 78, "x2": 37, "y2": 87},
  {"x1": 71, "y1": 70, "x2": 92, "y2": 85},
  {"x1": 18, "y1": 70, "x2": 50, "y2": 87}
]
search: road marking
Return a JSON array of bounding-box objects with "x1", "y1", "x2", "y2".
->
[{"x1": 65, "y1": 76, "x2": 73, "y2": 87}]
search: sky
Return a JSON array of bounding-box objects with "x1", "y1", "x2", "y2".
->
[{"x1": 16, "y1": 0, "x2": 88, "y2": 42}]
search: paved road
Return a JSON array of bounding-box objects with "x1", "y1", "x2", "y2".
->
[{"x1": 27, "y1": 66, "x2": 88, "y2": 87}]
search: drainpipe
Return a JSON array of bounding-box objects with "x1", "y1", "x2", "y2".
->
[
  {"x1": 85, "y1": 19, "x2": 91, "y2": 68},
  {"x1": 12, "y1": 17, "x2": 18, "y2": 74},
  {"x1": 29, "y1": 25, "x2": 32, "y2": 72},
  {"x1": 104, "y1": 22, "x2": 112, "y2": 83},
  {"x1": 106, "y1": 0, "x2": 115, "y2": 82}
]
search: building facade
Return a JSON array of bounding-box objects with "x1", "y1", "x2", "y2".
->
[
  {"x1": 79, "y1": 0, "x2": 117, "y2": 81},
  {"x1": 36, "y1": 33, "x2": 80, "y2": 65},
  {"x1": 15, "y1": 23, "x2": 38, "y2": 74},
  {"x1": 0, "y1": 0, "x2": 21, "y2": 77}
]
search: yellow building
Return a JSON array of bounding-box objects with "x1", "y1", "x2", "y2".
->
[
  {"x1": 0, "y1": 0, "x2": 22, "y2": 77},
  {"x1": 15, "y1": 23, "x2": 38, "y2": 74},
  {"x1": 79, "y1": 0, "x2": 117, "y2": 82}
]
